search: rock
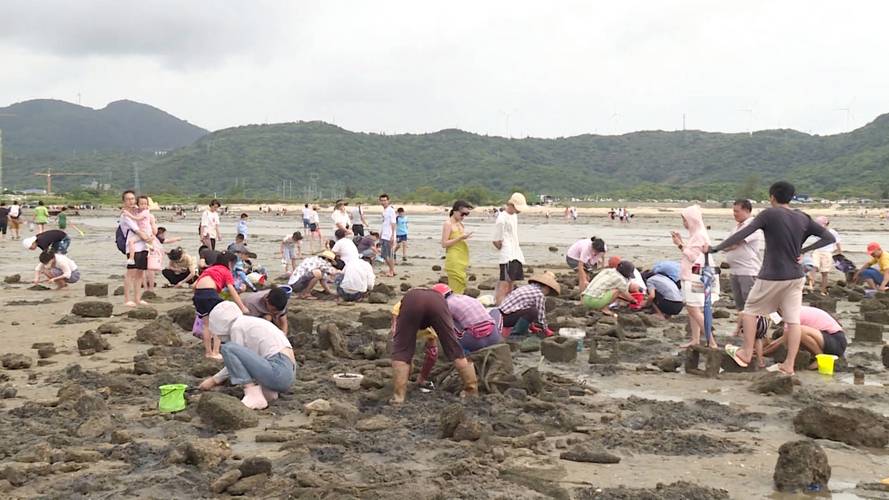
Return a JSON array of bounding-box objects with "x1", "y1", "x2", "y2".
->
[
  {"x1": 367, "y1": 292, "x2": 389, "y2": 304},
  {"x1": 113, "y1": 286, "x2": 125, "y2": 296},
  {"x1": 1, "y1": 386, "x2": 17, "y2": 399},
  {"x1": 519, "y1": 336, "x2": 541, "y2": 352},
  {"x1": 110, "y1": 430, "x2": 132, "y2": 444},
  {"x1": 227, "y1": 473, "x2": 269, "y2": 496},
  {"x1": 77, "y1": 415, "x2": 113, "y2": 438},
  {"x1": 316, "y1": 323, "x2": 349, "y2": 357},
  {"x1": 211, "y1": 469, "x2": 243, "y2": 494},
  {"x1": 190, "y1": 359, "x2": 222, "y2": 378},
  {"x1": 3, "y1": 274, "x2": 21, "y2": 284},
  {"x1": 141, "y1": 290, "x2": 159, "y2": 301},
  {"x1": 1, "y1": 353, "x2": 33, "y2": 369},
  {"x1": 127, "y1": 307, "x2": 158, "y2": 320},
  {"x1": 478, "y1": 278, "x2": 497, "y2": 290},
  {"x1": 355, "y1": 415, "x2": 394, "y2": 432},
  {"x1": 522, "y1": 368, "x2": 544, "y2": 395},
  {"x1": 464, "y1": 288, "x2": 481, "y2": 298},
  {"x1": 63, "y1": 448, "x2": 103, "y2": 463},
  {"x1": 548, "y1": 246, "x2": 559, "y2": 252},
  {"x1": 749, "y1": 372, "x2": 793, "y2": 395},
  {"x1": 400, "y1": 283, "x2": 412, "y2": 292},
  {"x1": 864, "y1": 310, "x2": 889, "y2": 323},
  {"x1": 654, "y1": 356, "x2": 682, "y2": 372},
  {"x1": 238, "y1": 456, "x2": 272, "y2": 477},
  {"x1": 807, "y1": 296, "x2": 837, "y2": 313},
  {"x1": 359, "y1": 310, "x2": 391, "y2": 330},
  {"x1": 859, "y1": 299, "x2": 886, "y2": 312},
  {"x1": 167, "y1": 305, "x2": 196, "y2": 331},
  {"x1": 432, "y1": 265, "x2": 442, "y2": 271},
  {"x1": 440, "y1": 403, "x2": 465, "y2": 438},
  {"x1": 559, "y1": 445, "x2": 621, "y2": 464},
  {"x1": 71, "y1": 301, "x2": 113, "y2": 318},
  {"x1": 183, "y1": 438, "x2": 232, "y2": 469},
  {"x1": 453, "y1": 418, "x2": 483, "y2": 441},
  {"x1": 196, "y1": 392, "x2": 259, "y2": 431},
  {"x1": 133, "y1": 358, "x2": 158, "y2": 375},
  {"x1": 773, "y1": 440, "x2": 831, "y2": 492},
  {"x1": 855, "y1": 321, "x2": 883, "y2": 343},
  {"x1": 540, "y1": 336, "x2": 578, "y2": 363},
  {"x1": 135, "y1": 317, "x2": 184, "y2": 346},
  {"x1": 287, "y1": 311, "x2": 314, "y2": 334},
  {"x1": 304, "y1": 398, "x2": 331, "y2": 414},
  {"x1": 84, "y1": 283, "x2": 109, "y2": 297},
  {"x1": 793, "y1": 405, "x2": 889, "y2": 447},
  {"x1": 882, "y1": 345, "x2": 889, "y2": 369},
  {"x1": 372, "y1": 282, "x2": 396, "y2": 297},
  {"x1": 96, "y1": 323, "x2": 122, "y2": 335},
  {"x1": 77, "y1": 331, "x2": 110, "y2": 355},
  {"x1": 712, "y1": 309, "x2": 731, "y2": 319}
]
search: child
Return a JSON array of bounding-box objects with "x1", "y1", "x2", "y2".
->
[
  {"x1": 280, "y1": 232, "x2": 304, "y2": 273},
  {"x1": 33, "y1": 201, "x2": 50, "y2": 233},
  {"x1": 122, "y1": 196, "x2": 156, "y2": 266},
  {"x1": 193, "y1": 252, "x2": 250, "y2": 359},
  {"x1": 237, "y1": 213, "x2": 249, "y2": 240},
  {"x1": 57, "y1": 206, "x2": 83, "y2": 235},
  {"x1": 581, "y1": 261, "x2": 638, "y2": 315},
  {"x1": 395, "y1": 207, "x2": 408, "y2": 262}
]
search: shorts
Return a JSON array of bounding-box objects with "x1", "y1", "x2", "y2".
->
[
  {"x1": 49, "y1": 268, "x2": 81, "y2": 284},
  {"x1": 755, "y1": 315, "x2": 769, "y2": 339},
  {"x1": 396, "y1": 234, "x2": 408, "y2": 243},
  {"x1": 566, "y1": 256, "x2": 595, "y2": 273},
  {"x1": 9, "y1": 217, "x2": 20, "y2": 229},
  {"x1": 290, "y1": 273, "x2": 316, "y2": 293},
  {"x1": 499, "y1": 260, "x2": 524, "y2": 282},
  {"x1": 193, "y1": 288, "x2": 224, "y2": 317},
  {"x1": 380, "y1": 239, "x2": 394, "y2": 260},
  {"x1": 127, "y1": 250, "x2": 149, "y2": 270},
  {"x1": 309, "y1": 223, "x2": 318, "y2": 232},
  {"x1": 681, "y1": 277, "x2": 721, "y2": 308},
  {"x1": 812, "y1": 251, "x2": 833, "y2": 273},
  {"x1": 742, "y1": 277, "x2": 805, "y2": 325},
  {"x1": 391, "y1": 289, "x2": 464, "y2": 363},
  {"x1": 52, "y1": 236, "x2": 71, "y2": 255},
  {"x1": 653, "y1": 291, "x2": 684, "y2": 316},
  {"x1": 859, "y1": 267, "x2": 883, "y2": 284},
  {"x1": 582, "y1": 291, "x2": 614, "y2": 310},
  {"x1": 303, "y1": 218, "x2": 310, "y2": 228},
  {"x1": 352, "y1": 224, "x2": 365, "y2": 237},
  {"x1": 821, "y1": 330, "x2": 847, "y2": 357},
  {"x1": 282, "y1": 246, "x2": 297, "y2": 261},
  {"x1": 360, "y1": 248, "x2": 376, "y2": 259},
  {"x1": 730, "y1": 274, "x2": 756, "y2": 310}
]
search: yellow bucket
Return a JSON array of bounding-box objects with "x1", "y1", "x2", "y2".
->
[{"x1": 815, "y1": 354, "x2": 838, "y2": 375}]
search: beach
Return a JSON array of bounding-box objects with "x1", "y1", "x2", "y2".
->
[{"x1": 1, "y1": 206, "x2": 889, "y2": 498}]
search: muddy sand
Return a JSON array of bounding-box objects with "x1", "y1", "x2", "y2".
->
[{"x1": 1, "y1": 208, "x2": 889, "y2": 498}]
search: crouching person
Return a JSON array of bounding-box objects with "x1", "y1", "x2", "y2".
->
[
  {"x1": 34, "y1": 251, "x2": 80, "y2": 289},
  {"x1": 390, "y1": 288, "x2": 478, "y2": 404},
  {"x1": 198, "y1": 301, "x2": 296, "y2": 410}
]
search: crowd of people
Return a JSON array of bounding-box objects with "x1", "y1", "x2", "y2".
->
[{"x1": 5, "y1": 180, "x2": 884, "y2": 410}]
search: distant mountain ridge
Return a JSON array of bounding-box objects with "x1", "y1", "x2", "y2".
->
[{"x1": 0, "y1": 99, "x2": 208, "y2": 154}]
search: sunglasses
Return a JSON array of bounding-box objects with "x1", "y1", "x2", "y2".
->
[{"x1": 459, "y1": 211, "x2": 471, "y2": 216}]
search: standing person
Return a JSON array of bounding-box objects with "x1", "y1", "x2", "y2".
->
[
  {"x1": 707, "y1": 181, "x2": 835, "y2": 375},
  {"x1": 118, "y1": 190, "x2": 147, "y2": 307},
  {"x1": 197, "y1": 302, "x2": 296, "y2": 410},
  {"x1": 389, "y1": 288, "x2": 478, "y2": 404},
  {"x1": 442, "y1": 200, "x2": 474, "y2": 294},
  {"x1": 56, "y1": 206, "x2": 82, "y2": 235},
  {"x1": 280, "y1": 232, "x2": 304, "y2": 273},
  {"x1": 331, "y1": 200, "x2": 352, "y2": 236},
  {"x1": 200, "y1": 199, "x2": 222, "y2": 250},
  {"x1": 8, "y1": 200, "x2": 22, "y2": 240},
  {"x1": 162, "y1": 247, "x2": 197, "y2": 287},
  {"x1": 671, "y1": 205, "x2": 719, "y2": 348},
  {"x1": 302, "y1": 203, "x2": 312, "y2": 231},
  {"x1": 395, "y1": 207, "x2": 409, "y2": 262},
  {"x1": 810, "y1": 216, "x2": 841, "y2": 295},
  {"x1": 33, "y1": 201, "x2": 50, "y2": 233},
  {"x1": 242, "y1": 286, "x2": 290, "y2": 333},
  {"x1": 498, "y1": 271, "x2": 560, "y2": 337},
  {"x1": 33, "y1": 251, "x2": 80, "y2": 289},
  {"x1": 853, "y1": 242, "x2": 889, "y2": 290},
  {"x1": 722, "y1": 199, "x2": 764, "y2": 335},
  {"x1": 308, "y1": 205, "x2": 323, "y2": 251},
  {"x1": 492, "y1": 193, "x2": 528, "y2": 304},
  {"x1": 193, "y1": 251, "x2": 250, "y2": 359},
  {"x1": 350, "y1": 202, "x2": 368, "y2": 236},
  {"x1": 379, "y1": 194, "x2": 397, "y2": 277},
  {"x1": 0, "y1": 202, "x2": 7, "y2": 240},
  {"x1": 122, "y1": 196, "x2": 156, "y2": 267},
  {"x1": 566, "y1": 236, "x2": 607, "y2": 289},
  {"x1": 237, "y1": 213, "x2": 249, "y2": 240}
]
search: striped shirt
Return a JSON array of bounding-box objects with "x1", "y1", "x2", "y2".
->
[
  {"x1": 498, "y1": 283, "x2": 548, "y2": 329},
  {"x1": 446, "y1": 294, "x2": 494, "y2": 333}
]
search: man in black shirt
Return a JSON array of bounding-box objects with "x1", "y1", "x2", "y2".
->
[
  {"x1": 707, "y1": 181, "x2": 834, "y2": 375},
  {"x1": 24, "y1": 230, "x2": 71, "y2": 254}
]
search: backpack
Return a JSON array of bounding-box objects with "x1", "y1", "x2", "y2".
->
[{"x1": 115, "y1": 225, "x2": 129, "y2": 255}]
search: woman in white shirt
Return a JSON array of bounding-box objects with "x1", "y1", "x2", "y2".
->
[{"x1": 200, "y1": 199, "x2": 222, "y2": 250}]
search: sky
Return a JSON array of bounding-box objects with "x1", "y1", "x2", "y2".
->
[{"x1": 2, "y1": 0, "x2": 889, "y2": 137}]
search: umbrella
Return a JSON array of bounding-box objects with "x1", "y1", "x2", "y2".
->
[{"x1": 701, "y1": 252, "x2": 715, "y2": 344}]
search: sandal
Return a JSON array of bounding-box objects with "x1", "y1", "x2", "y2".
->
[{"x1": 724, "y1": 344, "x2": 749, "y2": 368}]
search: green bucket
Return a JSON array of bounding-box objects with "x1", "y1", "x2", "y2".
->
[{"x1": 158, "y1": 384, "x2": 187, "y2": 413}]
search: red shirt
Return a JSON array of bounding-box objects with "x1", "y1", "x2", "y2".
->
[{"x1": 199, "y1": 265, "x2": 234, "y2": 292}]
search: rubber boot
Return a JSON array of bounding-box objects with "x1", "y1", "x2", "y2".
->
[
  {"x1": 456, "y1": 361, "x2": 479, "y2": 398},
  {"x1": 390, "y1": 361, "x2": 410, "y2": 404},
  {"x1": 511, "y1": 317, "x2": 531, "y2": 336},
  {"x1": 241, "y1": 383, "x2": 269, "y2": 410}
]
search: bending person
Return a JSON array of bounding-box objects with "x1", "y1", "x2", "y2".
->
[
  {"x1": 198, "y1": 302, "x2": 296, "y2": 410},
  {"x1": 432, "y1": 284, "x2": 501, "y2": 352},
  {"x1": 762, "y1": 306, "x2": 847, "y2": 367},
  {"x1": 566, "y1": 236, "x2": 607, "y2": 289}
]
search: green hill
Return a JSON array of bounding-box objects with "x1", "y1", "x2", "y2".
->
[{"x1": 139, "y1": 116, "x2": 889, "y2": 201}]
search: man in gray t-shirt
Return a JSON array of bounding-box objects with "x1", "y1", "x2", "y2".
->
[
  {"x1": 708, "y1": 181, "x2": 834, "y2": 375},
  {"x1": 241, "y1": 288, "x2": 289, "y2": 333}
]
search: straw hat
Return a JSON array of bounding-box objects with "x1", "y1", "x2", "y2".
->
[
  {"x1": 507, "y1": 192, "x2": 529, "y2": 212},
  {"x1": 528, "y1": 270, "x2": 561, "y2": 296},
  {"x1": 320, "y1": 250, "x2": 337, "y2": 261}
]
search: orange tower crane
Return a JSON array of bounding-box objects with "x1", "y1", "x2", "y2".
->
[{"x1": 32, "y1": 168, "x2": 98, "y2": 195}]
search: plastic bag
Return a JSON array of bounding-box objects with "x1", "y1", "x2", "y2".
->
[{"x1": 191, "y1": 315, "x2": 204, "y2": 339}]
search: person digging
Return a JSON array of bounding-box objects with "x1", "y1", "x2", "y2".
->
[{"x1": 389, "y1": 288, "x2": 478, "y2": 404}]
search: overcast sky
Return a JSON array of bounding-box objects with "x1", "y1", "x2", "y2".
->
[{"x1": 2, "y1": 1, "x2": 888, "y2": 137}]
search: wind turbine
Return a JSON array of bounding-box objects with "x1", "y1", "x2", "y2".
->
[
  {"x1": 737, "y1": 108, "x2": 754, "y2": 136},
  {"x1": 837, "y1": 97, "x2": 856, "y2": 131},
  {"x1": 498, "y1": 108, "x2": 518, "y2": 138}
]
